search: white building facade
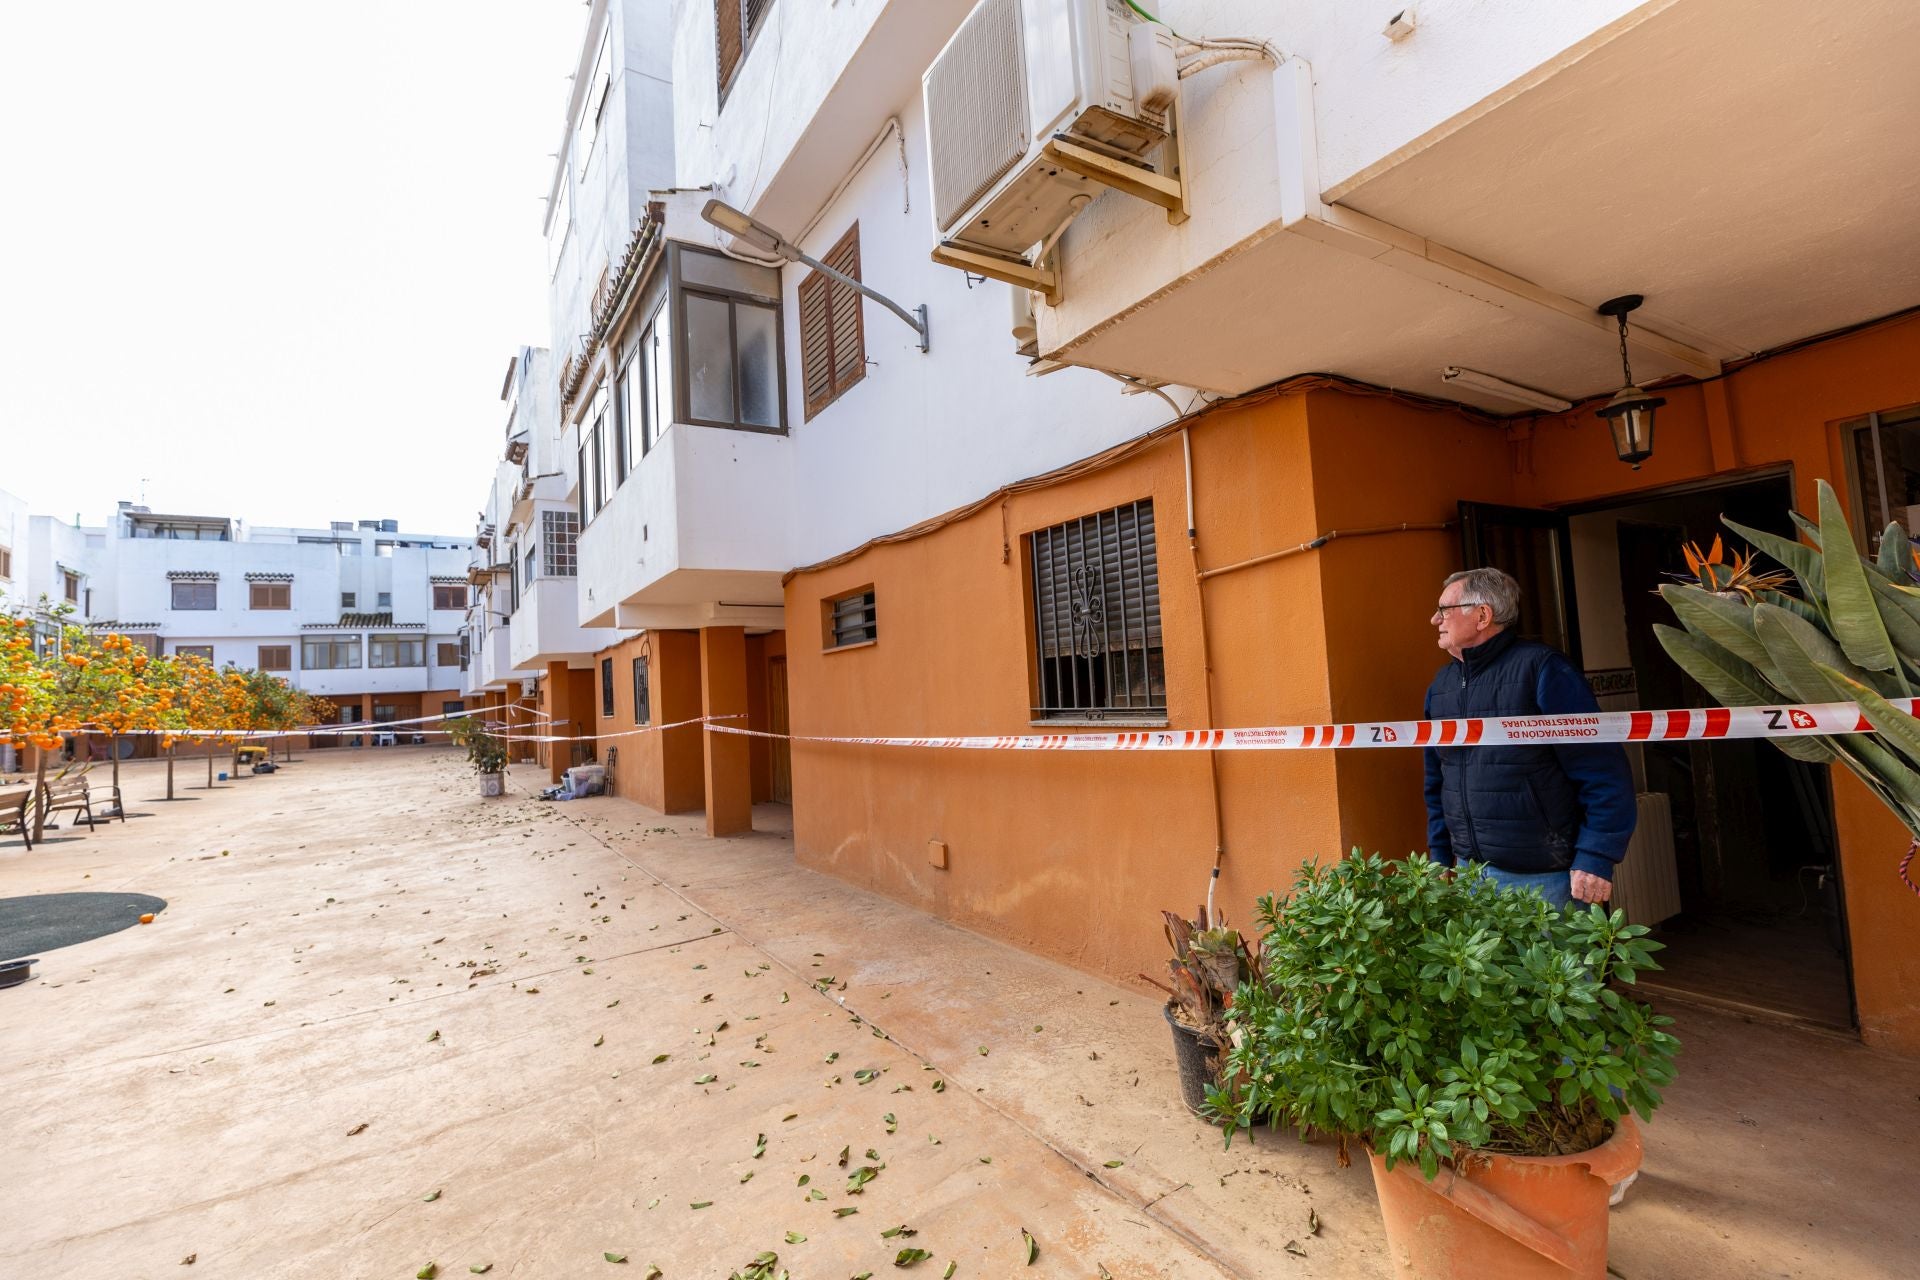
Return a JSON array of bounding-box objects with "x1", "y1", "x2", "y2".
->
[{"x1": 2, "y1": 495, "x2": 474, "y2": 744}]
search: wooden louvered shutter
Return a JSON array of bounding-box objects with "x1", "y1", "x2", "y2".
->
[
  {"x1": 716, "y1": 0, "x2": 744, "y2": 98},
  {"x1": 799, "y1": 272, "x2": 835, "y2": 418},
  {"x1": 826, "y1": 228, "x2": 865, "y2": 394},
  {"x1": 800, "y1": 223, "x2": 866, "y2": 421}
]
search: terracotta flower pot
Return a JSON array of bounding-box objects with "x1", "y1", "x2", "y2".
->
[{"x1": 1367, "y1": 1115, "x2": 1642, "y2": 1280}]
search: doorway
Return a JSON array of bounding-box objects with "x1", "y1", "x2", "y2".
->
[
  {"x1": 768, "y1": 657, "x2": 792, "y2": 805},
  {"x1": 1463, "y1": 470, "x2": 1855, "y2": 1029}
]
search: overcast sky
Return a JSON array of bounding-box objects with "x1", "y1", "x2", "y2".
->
[{"x1": 0, "y1": 1, "x2": 586, "y2": 535}]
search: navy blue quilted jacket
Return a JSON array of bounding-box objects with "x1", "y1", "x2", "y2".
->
[{"x1": 1422, "y1": 628, "x2": 1636, "y2": 880}]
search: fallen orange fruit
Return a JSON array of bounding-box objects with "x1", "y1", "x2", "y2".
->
[{"x1": 139, "y1": 913, "x2": 155, "y2": 924}]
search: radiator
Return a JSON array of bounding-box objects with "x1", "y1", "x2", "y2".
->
[{"x1": 1612, "y1": 792, "x2": 1683, "y2": 926}]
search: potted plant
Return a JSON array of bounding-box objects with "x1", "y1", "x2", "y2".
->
[
  {"x1": 445, "y1": 715, "x2": 509, "y2": 796},
  {"x1": 1147, "y1": 906, "x2": 1260, "y2": 1115},
  {"x1": 1659, "y1": 480, "x2": 1920, "y2": 885},
  {"x1": 1207, "y1": 854, "x2": 1678, "y2": 1279}
]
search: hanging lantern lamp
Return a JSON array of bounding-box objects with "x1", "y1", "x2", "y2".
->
[{"x1": 1595, "y1": 294, "x2": 1665, "y2": 469}]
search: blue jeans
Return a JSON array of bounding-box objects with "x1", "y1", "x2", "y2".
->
[{"x1": 1467, "y1": 861, "x2": 1573, "y2": 909}]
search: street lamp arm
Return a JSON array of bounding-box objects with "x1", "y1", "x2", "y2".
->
[{"x1": 788, "y1": 246, "x2": 930, "y2": 354}]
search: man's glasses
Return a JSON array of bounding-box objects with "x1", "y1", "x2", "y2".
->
[{"x1": 1433, "y1": 601, "x2": 1485, "y2": 617}]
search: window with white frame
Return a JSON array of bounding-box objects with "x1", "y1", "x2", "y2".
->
[
  {"x1": 546, "y1": 177, "x2": 572, "y2": 280},
  {"x1": 577, "y1": 34, "x2": 611, "y2": 179},
  {"x1": 543, "y1": 511, "x2": 580, "y2": 576},
  {"x1": 175, "y1": 644, "x2": 214, "y2": 662},
  {"x1": 303, "y1": 636, "x2": 362, "y2": 669},
  {"x1": 368, "y1": 634, "x2": 425, "y2": 668}
]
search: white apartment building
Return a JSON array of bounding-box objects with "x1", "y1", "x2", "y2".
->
[
  {"x1": 1, "y1": 494, "x2": 474, "y2": 746},
  {"x1": 460, "y1": 346, "x2": 624, "y2": 776},
  {"x1": 497, "y1": 0, "x2": 1920, "y2": 1048}
]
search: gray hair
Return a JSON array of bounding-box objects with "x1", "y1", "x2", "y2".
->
[{"x1": 1443, "y1": 567, "x2": 1521, "y2": 627}]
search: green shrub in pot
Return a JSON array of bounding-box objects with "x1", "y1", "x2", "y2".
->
[
  {"x1": 445, "y1": 715, "x2": 508, "y2": 776},
  {"x1": 1205, "y1": 853, "x2": 1679, "y2": 1178}
]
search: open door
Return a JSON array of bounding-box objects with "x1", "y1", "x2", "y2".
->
[
  {"x1": 768, "y1": 656, "x2": 792, "y2": 804},
  {"x1": 1459, "y1": 501, "x2": 1582, "y2": 665}
]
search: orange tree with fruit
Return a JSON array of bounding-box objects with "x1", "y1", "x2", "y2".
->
[{"x1": 51, "y1": 625, "x2": 176, "y2": 802}]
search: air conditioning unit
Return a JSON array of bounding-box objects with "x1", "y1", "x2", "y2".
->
[{"x1": 926, "y1": 0, "x2": 1176, "y2": 260}]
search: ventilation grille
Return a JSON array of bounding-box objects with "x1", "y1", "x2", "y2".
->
[{"x1": 927, "y1": 0, "x2": 1030, "y2": 235}]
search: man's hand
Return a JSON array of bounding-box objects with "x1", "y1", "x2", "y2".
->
[{"x1": 1570, "y1": 870, "x2": 1612, "y2": 905}]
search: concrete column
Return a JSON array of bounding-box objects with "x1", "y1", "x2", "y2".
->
[
  {"x1": 546, "y1": 660, "x2": 571, "y2": 783},
  {"x1": 358, "y1": 693, "x2": 373, "y2": 750},
  {"x1": 699, "y1": 626, "x2": 752, "y2": 837}
]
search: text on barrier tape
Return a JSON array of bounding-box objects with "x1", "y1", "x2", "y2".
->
[{"x1": 704, "y1": 700, "x2": 1910, "y2": 752}]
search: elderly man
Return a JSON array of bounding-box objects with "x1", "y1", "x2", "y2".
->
[{"x1": 1423, "y1": 567, "x2": 1635, "y2": 907}]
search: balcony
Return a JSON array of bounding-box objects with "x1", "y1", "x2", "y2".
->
[
  {"x1": 510, "y1": 571, "x2": 620, "y2": 671},
  {"x1": 679, "y1": 0, "x2": 974, "y2": 237},
  {"x1": 1025, "y1": 0, "x2": 1917, "y2": 413},
  {"x1": 577, "y1": 409, "x2": 791, "y2": 633}
]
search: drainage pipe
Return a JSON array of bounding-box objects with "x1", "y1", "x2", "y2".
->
[
  {"x1": 1182, "y1": 427, "x2": 1228, "y2": 922},
  {"x1": 1197, "y1": 521, "x2": 1453, "y2": 582}
]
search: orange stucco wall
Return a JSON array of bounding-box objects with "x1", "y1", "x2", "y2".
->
[
  {"x1": 1288, "y1": 316, "x2": 1920, "y2": 1053},
  {"x1": 596, "y1": 631, "x2": 706, "y2": 814},
  {"x1": 786, "y1": 394, "x2": 1344, "y2": 981},
  {"x1": 784, "y1": 313, "x2": 1920, "y2": 1053}
]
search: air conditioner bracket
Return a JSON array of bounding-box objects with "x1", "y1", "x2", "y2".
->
[
  {"x1": 929, "y1": 242, "x2": 1061, "y2": 306},
  {"x1": 1042, "y1": 129, "x2": 1188, "y2": 226}
]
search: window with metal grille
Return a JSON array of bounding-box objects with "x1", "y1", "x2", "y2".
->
[
  {"x1": 257, "y1": 645, "x2": 292, "y2": 672},
  {"x1": 632, "y1": 656, "x2": 651, "y2": 724},
  {"x1": 249, "y1": 581, "x2": 290, "y2": 609},
  {"x1": 798, "y1": 223, "x2": 865, "y2": 420},
  {"x1": 341, "y1": 591, "x2": 356, "y2": 609},
  {"x1": 716, "y1": 0, "x2": 776, "y2": 104},
  {"x1": 1028, "y1": 499, "x2": 1165, "y2": 720},
  {"x1": 170, "y1": 580, "x2": 214, "y2": 610},
  {"x1": 601, "y1": 657, "x2": 616, "y2": 717},
  {"x1": 543, "y1": 511, "x2": 581, "y2": 576},
  {"x1": 826, "y1": 588, "x2": 877, "y2": 649}
]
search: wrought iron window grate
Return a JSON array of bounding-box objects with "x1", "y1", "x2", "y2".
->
[
  {"x1": 829, "y1": 589, "x2": 877, "y2": 648},
  {"x1": 1029, "y1": 499, "x2": 1164, "y2": 719}
]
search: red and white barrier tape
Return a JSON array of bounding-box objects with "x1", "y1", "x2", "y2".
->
[
  {"x1": 50, "y1": 700, "x2": 1920, "y2": 751},
  {"x1": 705, "y1": 700, "x2": 1915, "y2": 752}
]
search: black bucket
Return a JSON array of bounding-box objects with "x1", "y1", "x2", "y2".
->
[{"x1": 1164, "y1": 1003, "x2": 1221, "y2": 1115}]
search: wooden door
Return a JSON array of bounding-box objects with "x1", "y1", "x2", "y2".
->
[
  {"x1": 768, "y1": 657, "x2": 792, "y2": 804},
  {"x1": 1458, "y1": 500, "x2": 1582, "y2": 665}
]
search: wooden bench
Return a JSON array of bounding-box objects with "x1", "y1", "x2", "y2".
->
[
  {"x1": 38, "y1": 776, "x2": 96, "y2": 833},
  {"x1": 0, "y1": 786, "x2": 33, "y2": 849}
]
